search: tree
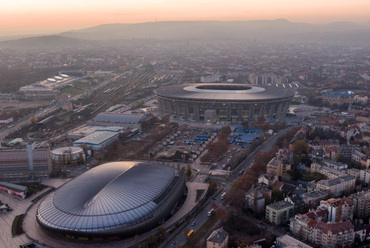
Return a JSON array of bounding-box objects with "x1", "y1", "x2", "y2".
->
[
  {"x1": 241, "y1": 121, "x2": 249, "y2": 127},
  {"x1": 207, "y1": 140, "x2": 228, "y2": 158},
  {"x1": 215, "y1": 208, "x2": 229, "y2": 222},
  {"x1": 30, "y1": 115, "x2": 37, "y2": 125},
  {"x1": 221, "y1": 125, "x2": 232, "y2": 136},
  {"x1": 293, "y1": 140, "x2": 310, "y2": 154},
  {"x1": 157, "y1": 225, "x2": 167, "y2": 241},
  {"x1": 217, "y1": 132, "x2": 227, "y2": 141},
  {"x1": 161, "y1": 114, "x2": 170, "y2": 123},
  {"x1": 272, "y1": 189, "x2": 284, "y2": 201},
  {"x1": 186, "y1": 164, "x2": 192, "y2": 178},
  {"x1": 208, "y1": 179, "x2": 217, "y2": 195}
]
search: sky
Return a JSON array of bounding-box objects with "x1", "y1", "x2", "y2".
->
[{"x1": 1, "y1": 0, "x2": 370, "y2": 36}]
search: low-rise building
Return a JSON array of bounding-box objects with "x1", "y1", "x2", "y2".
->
[
  {"x1": 290, "y1": 210, "x2": 357, "y2": 248},
  {"x1": 206, "y1": 227, "x2": 229, "y2": 248},
  {"x1": 352, "y1": 148, "x2": 368, "y2": 168},
  {"x1": 276, "y1": 234, "x2": 313, "y2": 248},
  {"x1": 310, "y1": 162, "x2": 347, "y2": 179},
  {"x1": 0, "y1": 115, "x2": 14, "y2": 124},
  {"x1": 266, "y1": 157, "x2": 291, "y2": 179},
  {"x1": 265, "y1": 201, "x2": 294, "y2": 225},
  {"x1": 314, "y1": 221, "x2": 355, "y2": 248}
]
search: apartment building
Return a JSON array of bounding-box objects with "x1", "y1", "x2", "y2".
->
[
  {"x1": 316, "y1": 175, "x2": 356, "y2": 197},
  {"x1": 319, "y1": 198, "x2": 354, "y2": 223},
  {"x1": 265, "y1": 201, "x2": 294, "y2": 225},
  {"x1": 350, "y1": 190, "x2": 370, "y2": 218}
]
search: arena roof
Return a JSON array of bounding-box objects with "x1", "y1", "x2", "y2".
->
[
  {"x1": 36, "y1": 161, "x2": 184, "y2": 236},
  {"x1": 155, "y1": 83, "x2": 294, "y2": 101}
]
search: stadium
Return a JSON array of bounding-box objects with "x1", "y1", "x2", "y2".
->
[
  {"x1": 154, "y1": 84, "x2": 294, "y2": 123},
  {"x1": 36, "y1": 161, "x2": 186, "y2": 239}
]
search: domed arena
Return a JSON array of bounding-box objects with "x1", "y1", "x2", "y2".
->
[
  {"x1": 154, "y1": 83, "x2": 294, "y2": 123},
  {"x1": 36, "y1": 161, "x2": 186, "y2": 239}
]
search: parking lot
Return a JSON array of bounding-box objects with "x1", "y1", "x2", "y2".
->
[{"x1": 149, "y1": 126, "x2": 219, "y2": 163}]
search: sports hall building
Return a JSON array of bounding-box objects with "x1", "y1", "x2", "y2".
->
[{"x1": 36, "y1": 161, "x2": 186, "y2": 240}]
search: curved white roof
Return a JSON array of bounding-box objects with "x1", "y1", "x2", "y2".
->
[
  {"x1": 51, "y1": 146, "x2": 83, "y2": 155},
  {"x1": 37, "y1": 161, "x2": 184, "y2": 235}
]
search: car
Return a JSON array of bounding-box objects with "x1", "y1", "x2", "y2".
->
[
  {"x1": 212, "y1": 197, "x2": 217, "y2": 200},
  {"x1": 191, "y1": 221, "x2": 196, "y2": 226}
]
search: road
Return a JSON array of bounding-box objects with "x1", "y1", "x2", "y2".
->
[{"x1": 161, "y1": 127, "x2": 296, "y2": 247}]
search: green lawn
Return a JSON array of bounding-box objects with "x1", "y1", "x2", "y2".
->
[
  {"x1": 74, "y1": 81, "x2": 94, "y2": 88},
  {"x1": 60, "y1": 86, "x2": 82, "y2": 95},
  {"x1": 196, "y1": 189, "x2": 205, "y2": 202},
  {"x1": 11, "y1": 214, "x2": 24, "y2": 236}
]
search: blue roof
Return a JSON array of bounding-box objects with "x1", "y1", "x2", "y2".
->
[
  {"x1": 235, "y1": 133, "x2": 260, "y2": 143},
  {"x1": 323, "y1": 91, "x2": 353, "y2": 98}
]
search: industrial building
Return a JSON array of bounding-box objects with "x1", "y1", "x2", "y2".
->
[
  {"x1": 0, "y1": 142, "x2": 51, "y2": 181},
  {"x1": 73, "y1": 130, "x2": 119, "y2": 150},
  {"x1": 155, "y1": 83, "x2": 294, "y2": 123},
  {"x1": 36, "y1": 161, "x2": 186, "y2": 239},
  {"x1": 18, "y1": 74, "x2": 82, "y2": 100},
  {"x1": 67, "y1": 125, "x2": 124, "y2": 140},
  {"x1": 50, "y1": 146, "x2": 85, "y2": 166},
  {"x1": 88, "y1": 112, "x2": 152, "y2": 130}
]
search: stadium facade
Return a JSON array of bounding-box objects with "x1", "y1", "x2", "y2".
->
[
  {"x1": 36, "y1": 161, "x2": 186, "y2": 239},
  {"x1": 155, "y1": 84, "x2": 294, "y2": 123}
]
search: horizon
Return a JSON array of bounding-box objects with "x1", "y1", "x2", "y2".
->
[
  {"x1": 1, "y1": 18, "x2": 370, "y2": 38},
  {"x1": 1, "y1": 0, "x2": 370, "y2": 36}
]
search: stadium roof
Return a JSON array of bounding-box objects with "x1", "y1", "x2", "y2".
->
[
  {"x1": 36, "y1": 161, "x2": 184, "y2": 235},
  {"x1": 155, "y1": 83, "x2": 294, "y2": 101}
]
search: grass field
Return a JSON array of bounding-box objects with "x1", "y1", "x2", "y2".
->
[
  {"x1": 61, "y1": 86, "x2": 82, "y2": 95},
  {"x1": 74, "y1": 81, "x2": 94, "y2": 88},
  {"x1": 11, "y1": 214, "x2": 24, "y2": 236},
  {"x1": 196, "y1": 189, "x2": 205, "y2": 201}
]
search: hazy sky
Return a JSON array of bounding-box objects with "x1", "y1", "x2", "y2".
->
[{"x1": 1, "y1": 0, "x2": 370, "y2": 36}]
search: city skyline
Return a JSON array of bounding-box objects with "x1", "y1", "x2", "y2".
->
[{"x1": 1, "y1": 0, "x2": 370, "y2": 36}]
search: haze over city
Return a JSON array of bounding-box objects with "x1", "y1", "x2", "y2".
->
[
  {"x1": 0, "y1": 0, "x2": 370, "y2": 248},
  {"x1": 2, "y1": 0, "x2": 370, "y2": 36}
]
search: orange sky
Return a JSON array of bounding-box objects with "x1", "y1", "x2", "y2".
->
[{"x1": 1, "y1": 0, "x2": 370, "y2": 36}]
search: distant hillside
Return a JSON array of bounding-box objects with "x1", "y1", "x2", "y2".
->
[
  {"x1": 59, "y1": 19, "x2": 368, "y2": 41},
  {"x1": 0, "y1": 35, "x2": 91, "y2": 49},
  {"x1": 1, "y1": 20, "x2": 370, "y2": 49}
]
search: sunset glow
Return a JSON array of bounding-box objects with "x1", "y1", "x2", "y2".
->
[{"x1": 1, "y1": 0, "x2": 370, "y2": 35}]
